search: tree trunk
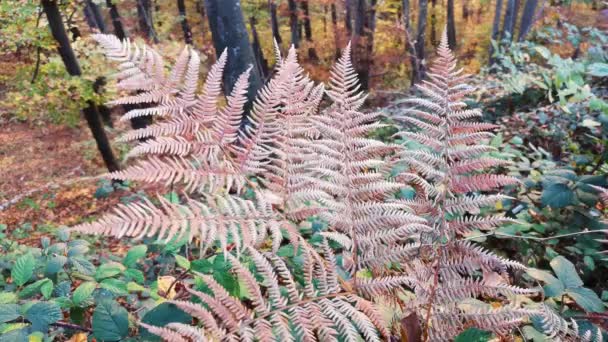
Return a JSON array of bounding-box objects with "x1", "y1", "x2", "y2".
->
[
  {"x1": 518, "y1": 0, "x2": 538, "y2": 41},
  {"x1": 137, "y1": 0, "x2": 159, "y2": 43},
  {"x1": 331, "y1": 3, "x2": 340, "y2": 58},
  {"x1": 462, "y1": 1, "x2": 469, "y2": 20},
  {"x1": 489, "y1": 0, "x2": 504, "y2": 65},
  {"x1": 205, "y1": 0, "x2": 263, "y2": 111},
  {"x1": 177, "y1": 0, "x2": 193, "y2": 44},
  {"x1": 42, "y1": 0, "x2": 119, "y2": 173},
  {"x1": 249, "y1": 16, "x2": 269, "y2": 79},
  {"x1": 105, "y1": 0, "x2": 152, "y2": 131},
  {"x1": 447, "y1": 0, "x2": 456, "y2": 49},
  {"x1": 84, "y1": 0, "x2": 106, "y2": 33},
  {"x1": 269, "y1": 0, "x2": 282, "y2": 44},
  {"x1": 413, "y1": 0, "x2": 428, "y2": 84},
  {"x1": 502, "y1": 0, "x2": 517, "y2": 41},
  {"x1": 353, "y1": 0, "x2": 376, "y2": 90},
  {"x1": 300, "y1": 0, "x2": 319, "y2": 61},
  {"x1": 345, "y1": 0, "x2": 353, "y2": 36},
  {"x1": 287, "y1": 0, "x2": 299, "y2": 48},
  {"x1": 430, "y1": 0, "x2": 437, "y2": 45}
]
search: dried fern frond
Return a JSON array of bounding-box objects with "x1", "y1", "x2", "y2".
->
[
  {"x1": 309, "y1": 44, "x2": 430, "y2": 271},
  {"x1": 144, "y1": 246, "x2": 390, "y2": 341},
  {"x1": 393, "y1": 31, "x2": 553, "y2": 340},
  {"x1": 70, "y1": 193, "x2": 299, "y2": 255}
]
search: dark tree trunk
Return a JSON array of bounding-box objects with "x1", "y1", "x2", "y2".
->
[
  {"x1": 502, "y1": 0, "x2": 518, "y2": 41},
  {"x1": 462, "y1": 1, "x2": 469, "y2": 20},
  {"x1": 104, "y1": 0, "x2": 152, "y2": 131},
  {"x1": 413, "y1": 0, "x2": 428, "y2": 84},
  {"x1": 42, "y1": 0, "x2": 119, "y2": 173},
  {"x1": 345, "y1": 0, "x2": 353, "y2": 36},
  {"x1": 402, "y1": 0, "x2": 418, "y2": 84},
  {"x1": 106, "y1": 0, "x2": 127, "y2": 40},
  {"x1": 489, "y1": 0, "x2": 504, "y2": 65},
  {"x1": 353, "y1": 0, "x2": 376, "y2": 90},
  {"x1": 269, "y1": 0, "x2": 282, "y2": 44},
  {"x1": 249, "y1": 16, "x2": 269, "y2": 79},
  {"x1": 177, "y1": 0, "x2": 193, "y2": 44},
  {"x1": 93, "y1": 77, "x2": 112, "y2": 127},
  {"x1": 198, "y1": 0, "x2": 207, "y2": 40},
  {"x1": 287, "y1": 0, "x2": 299, "y2": 48},
  {"x1": 518, "y1": 0, "x2": 538, "y2": 40},
  {"x1": 447, "y1": 0, "x2": 456, "y2": 49},
  {"x1": 430, "y1": 0, "x2": 437, "y2": 45},
  {"x1": 84, "y1": 0, "x2": 106, "y2": 33},
  {"x1": 300, "y1": 0, "x2": 319, "y2": 61},
  {"x1": 137, "y1": 0, "x2": 159, "y2": 43},
  {"x1": 331, "y1": 3, "x2": 340, "y2": 58},
  {"x1": 205, "y1": 0, "x2": 263, "y2": 110}
]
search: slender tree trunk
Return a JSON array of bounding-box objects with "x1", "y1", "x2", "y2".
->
[
  {"x1": 413, "y1": 0, "x2": 428, "y2": 84},
  {"x1": 345, "y1": 0, "x2": 353, "y2": 36},
  {"x1": 177, "y1": 0, "x2": 193, "y2": 44},
  {"x1": 518, "y1": 0, "x2": 538, "y2": 40},
  {"x1": 106, "y1": 0, "x2": 127, "y2": 40},
  {"x1": 331, "y1": 3, "x2": 340, "y2": 58},
  {"x1": 269, "y1": 0, "x2": 282, "y2": 44},
  {"x1": 430, "y1": 0, "x2": 437, "y2": 45},
  {"x1": 84, "y1": 0, "x2": 106, "y2": 33},
  {"x1": 502, "y1": 0, "x2": 517, "y2": 41},
  {"x1": 353, "y1": 0, "x2": 376, "y2": 90},
  {"x1": 489, "y1": 0, "x2": 504, "y2": 65},
  {"x1": 300, "y1": 0, "x2": 319, "y2": 61},
  {"x1": 462, "y1": 1, "x2": 469, "y2": 20},
  {"x1": 137, "y1": 0, "x2": 159, "y2": 43},
  {"x1": 42, "y1": 0, "x2": 119, "y2": 173},
  {"x1": 249, "y1": 16, "x2": 269, "y2": 79},
  {"x1": 205, "y1": 0, "x2": 263, "y2": 111},
  {"x1": 287, "y1": 0, "x2": 299, "y2": 48},
  {"x1": 447, "y1": 0, "x2": 456, "y2": 49},
  {"x1": 105, "y1": 0, "x2": 151, "y2": 131}
]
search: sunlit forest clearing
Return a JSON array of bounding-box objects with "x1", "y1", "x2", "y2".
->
[{"x1": 0, "y1": 0, "x2": 607, "y2": 341}]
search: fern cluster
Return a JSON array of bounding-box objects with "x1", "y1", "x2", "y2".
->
[{"x1": 70, "y1": 32, "x2": 572, "y2": 340}]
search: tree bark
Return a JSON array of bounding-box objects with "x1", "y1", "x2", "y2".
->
[
  {"x1": 430, "y1": 0, "x2": 437, "y2": 45},
  {"x1": 413, "y1": 0, "x2": 428, "y2": 84},
  {"x1": 177, "y1": 0, "x2": 193, "y2": 44},
  {"x1": 352, "y1": 0, "x2": 376, "y2": 90},
  {"x1": 331, "y1": 3, "x2": 340, "y2": 58},
  {"x1": 489, "y1": 0, "x2": 504, "y2": 65},
  {"x1": 205, "y1": 0, "x2": 263, "y2": 110},
  {"x1": 300, "y1": 0, "x2": 319, "y2": 61},
  {"x1": 84, "y1": 0, "x2": 106, "y2": 33},
  {"x1": 137, "y1": 0, "x2": 159, "y2": 43},
  {"x1": 269, "y1": 0, "x2": 282, "y2": 44},
  {"x1": 518, "y1": 0, "x2": 538, "y2": 40},
  {"x1": 249, "y1": 16, "x2": 269, "y2": 79},
  {"x1": 106, "y1": 0, "x2": 127, "y2": 40},
  {"x1": 345, "y1": 0, "x2": 353, "y2": 36},
  {"x1": 42, "y1": 0, "x2": 119, "y2": 173},
  {"x1": 447, "y1": 0, "x2": 456, "y2": 49},
  {"x1": 502, "y1": 0, "x2": 518, "y2": 41},
  {"x1": 286, "y1": 0, "x2": 299, "y2": 48}
]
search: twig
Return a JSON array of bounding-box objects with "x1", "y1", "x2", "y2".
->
[
  {"x1": 50, "y1": 321, "x2": 92, "y2": 333},
  {"x1": 463, "y1": 229, "x2": 607, "y2": 242}
]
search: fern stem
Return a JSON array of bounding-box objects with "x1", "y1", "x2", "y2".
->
[{"x1": 464, "y1": 230, "x2": 607, "y2": 242}]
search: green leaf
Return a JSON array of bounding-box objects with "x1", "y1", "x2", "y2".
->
[
  {"x1": 541, "y1": 183, "x2": 574, "y2": 208},
  {"x1": 70, "y1": 256, "x2": 96, "y2": 276},
  {"x1": 19, "y1": 279, "x2": 51, "y2": 299},
  {"x1": 454, "y1": 327, "x2": 492, "y2": 342},
  {"x1": 100, "y1": 278, "x2": 128, "y2": 296},
  {"x1": 583, "y1": 256, "x2": 595, "y2": 271},
  {"x1": 40, "y1": 279, "x2": 53, "y2": 300},
  {"x1": 124, "y1": 268, "x2": 145, "y2": 284},
  {"x1": 526, "y1": 268, "x2": 565, "y2": 297},
  {"x1": 95, "y1": 262, "x2": 125, "y2": 281},
  {"x1": 122, "y1": 245, "x2": 147, "y2": 268},
  {"x1": 550, "y1": 256, "x2": 583, "y2": 288},
  {"x1": 191, "y1": 259, "x2": 213, "y2": 274},
  {"x1": 24, "y1": 302, "x2": 61, "y2": 332},
  {"x1": 0, "y1": 293, "x2": 17, "y2": 305},
  {"x1": 45, "y1": 255, "x2": 67, "y2": 275},
  {"x1": 174, "y1": 255, "x2": 190, "y2": 270},
  {"x1": 566, "y1": 287, "x2": 606, "y2": 312},
  {"x1": 12, "y1": 254, "x2": 35, "y2": 286},
  {"x1": 0, "y1": 304, "x2": 21, "y2": 323},
  {"x1": 72, "y1": 281, "x2": 97, "y2": 307},
  {"x1": 92, "y1": 299, "x2": 129, "y2": 342},
  {"x1": 588, "y1": 63, "x2": 608, "y2": 77},
  {"x1": 140, "y1": 303, "x2": 191, "y2": 341}
]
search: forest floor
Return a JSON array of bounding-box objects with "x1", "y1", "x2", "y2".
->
[{"x1": 0, "y1": 121, "x2": 123, "y2": 231}]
